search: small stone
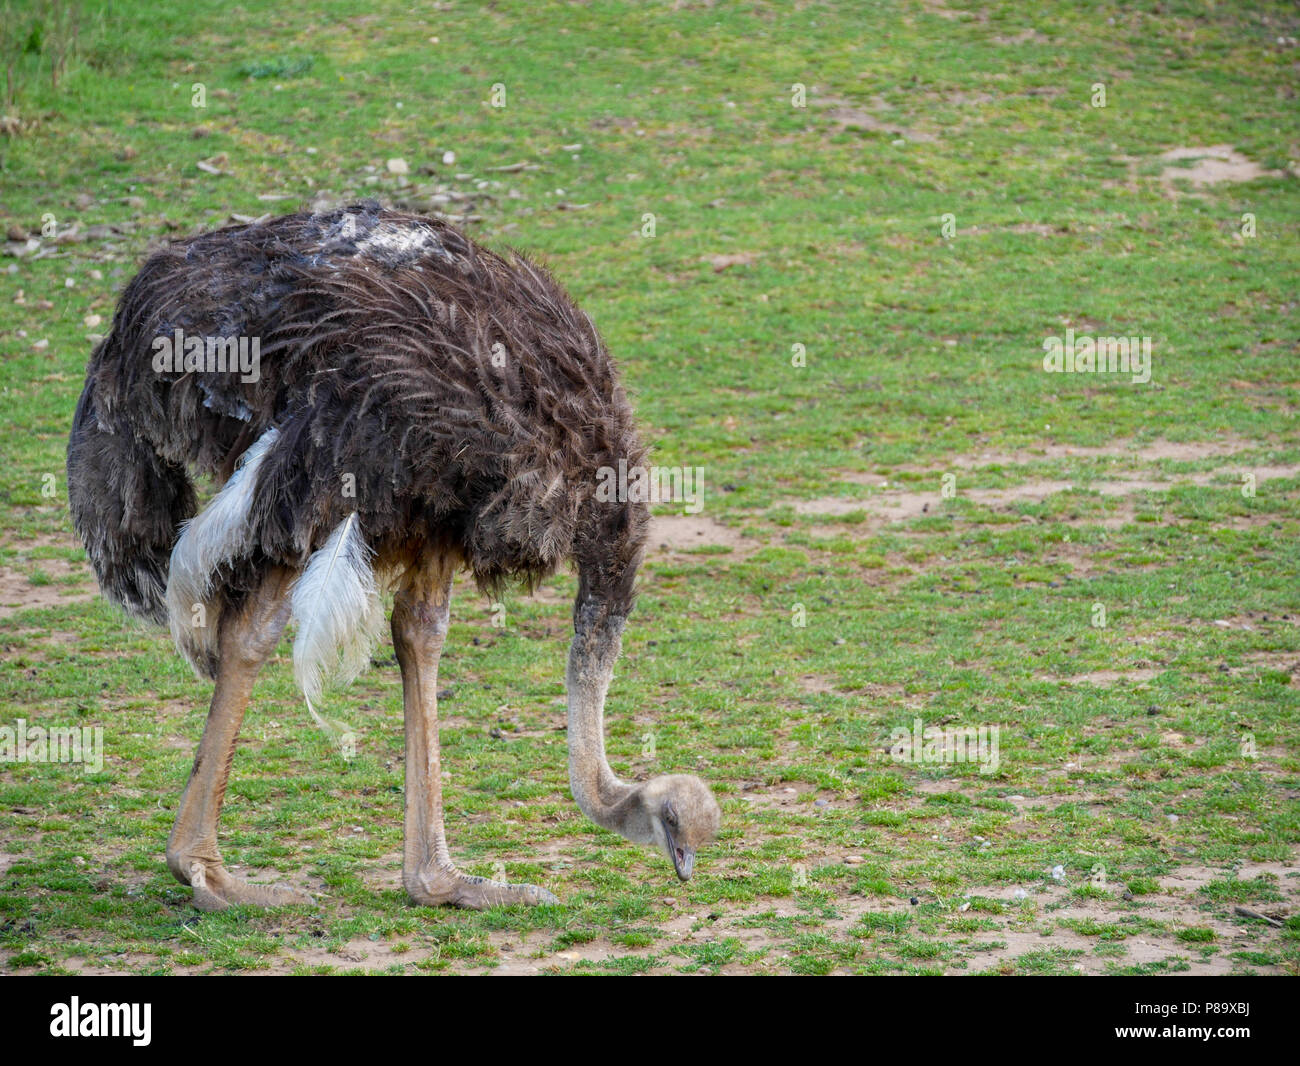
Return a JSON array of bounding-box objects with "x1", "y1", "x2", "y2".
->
[
  {"x1": 386, "y1": 157, "x2": 409, "y2": 175},
  {"x1": 661, "y1": 897, "x2": 677, "y2": 907},
  {"x1": 1013, "y1": 888, "x2": 1028, "y2": 901},
  {"x1": 844, "y1": 855, "x2": 863, "y2": 865},
  {"x1": 84, "y1": 313, "x2": 102, "y2": 328},
  {"x1": 65, "y1": 277, "x2": 76, "y2": 288},
  {"x1": 442, "y1": 150, "x2": 456, "y2": 166},
  {"x1": 909, "y1": 897, "x2": 919, "y2": 906},
  {"x1": 1051, "y1": 865, "x2": 1065, "y2": 881},
  {"x1": 814, "y1": 799, "x2": 828, "y2": 808},
  {"x1": 32, "y1": 338, "x2": 48, "y2": 350}
]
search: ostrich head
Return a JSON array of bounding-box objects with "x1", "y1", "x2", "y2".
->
[{"x1": 638, "y1": 774, "x2": 722, "y2": 880}]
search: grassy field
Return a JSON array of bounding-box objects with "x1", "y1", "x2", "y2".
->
[{"x1": 1, "y1": 0, "x2": 1298, "y2": 975}]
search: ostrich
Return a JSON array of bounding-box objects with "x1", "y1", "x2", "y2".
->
[{"x1": 66, "y1": 201, "x2": 720, "y2": 911}]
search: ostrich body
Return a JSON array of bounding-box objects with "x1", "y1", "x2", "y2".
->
[{"x1": 66, "y1": 201, "x2": 719, "y2": 910}]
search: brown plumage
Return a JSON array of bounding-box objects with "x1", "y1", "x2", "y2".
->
[{"x1": 69, "y1": 200, "x2": 648, "y2": 642}]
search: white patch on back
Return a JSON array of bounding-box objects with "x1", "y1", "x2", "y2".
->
[{"x1": 353, "y1": 221, "x2": 452, "y2": 264}]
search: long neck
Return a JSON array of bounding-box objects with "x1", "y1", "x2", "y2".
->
[{"x1": 565, "y1": 605, "x2": 653, "y2": 843}]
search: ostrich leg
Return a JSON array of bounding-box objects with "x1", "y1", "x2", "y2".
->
[
  {"x1": 393, "y1": 555, "x2": 557, "y2": 908},
  {"x1": 165, "y1": 567, "x2": 312, "y2": 910}
]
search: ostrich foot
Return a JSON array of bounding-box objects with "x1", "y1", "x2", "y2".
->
[
  {"x1": 177, "y1": 857, "x2": 313, "y2": 912},
  {"x1": 406, "y1": 863, "x2": 559, "y2": 909}
]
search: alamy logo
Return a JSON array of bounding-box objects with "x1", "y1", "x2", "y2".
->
[
  {"x1": 889, "y1": 717, "x2": 1000, "y2": 774},
  {"x1": 49, "y1": 998, "x2": 151, "y2": 1046},
  {"x1": 595, "y1": 459, "x2": 704, "y2": 514},
  {"x1": 0, "y1": 719, "x2": 103, "y2": 773},
  {"x1": 151, "y1": 328, "x2": 261, "y2": 383},
  {"x1": 1042, "y1": 328, "x2": 1151, "y2": 384}
]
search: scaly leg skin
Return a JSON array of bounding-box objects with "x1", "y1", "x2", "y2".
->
[
  {"x1": 165, "y1": 567, "x2": 313, "y2": 912},
  {"x1": 393, "y1": 555, "x2": 558, "y2": 909}
]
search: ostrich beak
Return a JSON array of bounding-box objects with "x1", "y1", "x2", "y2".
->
[{"x1": 669, "y1": 836, "x2": 695, "y2": 881}]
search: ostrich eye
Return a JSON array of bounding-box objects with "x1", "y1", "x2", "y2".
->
[{"x1": 663, "y1": 802, "x2": 679, "y2": 829}]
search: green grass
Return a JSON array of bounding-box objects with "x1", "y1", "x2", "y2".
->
[{"x1": 0, "y1": 0, "x2": 1298, "y2": 975}]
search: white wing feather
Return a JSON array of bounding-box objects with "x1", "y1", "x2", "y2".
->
[
  {"x1": 166, "y1": 426, "x2": 280, "y2": 673},
  {"x1": 291, "y1": 512, "x2": 382, "y2": 704}
]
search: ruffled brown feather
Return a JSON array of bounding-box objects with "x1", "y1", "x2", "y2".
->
[{"x1": 68, "y1": 201, "x2": 649, "y2": 627}]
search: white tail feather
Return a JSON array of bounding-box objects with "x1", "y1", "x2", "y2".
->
[
  {"x1": 166, "y1": 426, "x2": 280, "y2": 674},
  {"x1": 291, "y1": 513, "x2": 382, "y2": 704}
]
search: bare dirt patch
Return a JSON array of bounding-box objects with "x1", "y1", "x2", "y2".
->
[
  {"x1": 1209, "y1": 614, "x2": 1299, "y2": 633},
  {"x1": 702, "y1": 252, "x2": 757, "y2": 272},
  {"x1": 789, "y1": 441, "x2": 1296, "y2": 533},
  {"x1": 0, "y1": 566, "x2": 97, "y2": 619},
  {"x1": 993, "y1": 28, "x2": 1049, "y2": 45},
  {"x1": 1158, "y1": 860, "x2": 1299, "y2": 897},
  {"x1": 522, "y1": 581, "x2": 571, "y2": 607},
  {"x1": 1159, "y1": 145, "x2": 1283, "y2": 188},
  {"x1": 739, "y1": 780, "x2": 841, "y2": 811},
  {"x1": 796, "y1": 674, "x2": 840, "y2": 695},
  {"x1": 815, "y1": 96, "x2": 937, "y2": 143},
  {"x1": 962, "y1": 438, "x2": 1252, "y2": 468},
  {"x1": 1242, "y1": 651, "x2": 1300, "y2": 674},
  {"x1": 952, "y1": 852, "x2": 1300, "y2": 974},
  {"x1": 1040, "y1": 668, "x2": 1161, "y2": 686},
  {"x1": 1004, "y1": 791, "x2": 1105, "y2": 813},
  {"x1": 796, "y1": 479, "x2": 1121, "y2": 523},
  {"x1": 919, "y1": 0, "x2": 986, "y2": 21},
  {"x1": 649, "y1": 514, "x2": 752, "y2": 554}
]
